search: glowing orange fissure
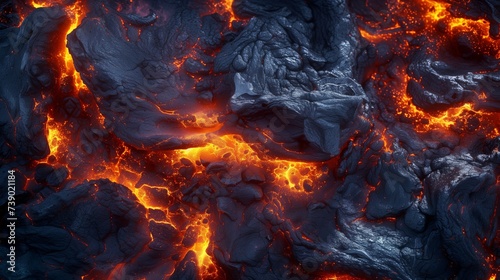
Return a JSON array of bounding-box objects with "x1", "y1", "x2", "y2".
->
[
  {"x1": 97, "y1": 146, "x2": 220, "y2": 277},
  {"x1": 210, "y1": 0, "x2": 237, "y2": 24},
  {"x1": 45, "y1": 117, "x2": 326, "y2": 277},
  {"x1": 191, "y1": 214, "x2": 214, "y2": 274},
  {"x1": 360, "y1": 0, "x2": 500, "y2": 136},
  {"x1": 323, "y1": 275, "x2": 365, "y2": 280},
  {"x1": 33, "y1": 0, "x2": 326, "y2": 278},
  {"x1": 393, "y1": 72, "x2": 499, "y2": 135},
  {"x1": 45, "y1": 130, "x2": 326, "y2": 278},
  {"x1": 45, "y1": 116, "x2": 65, "y2": 158},
  {"x1": 222, "y1": 0, "x2": 237, "y2": 23},
  {"x1": 28, "y1": 0, "x2": 87, "y2": 90}
]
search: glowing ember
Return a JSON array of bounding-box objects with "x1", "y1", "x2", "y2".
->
[
  {"x1": 181, "y1": 112, "x2": 223, "y2": 131},
  {"x1": 175, "y1": 135, "x2": 326, "y2": 192},
  {"x1": 45, "y1": 116, "x2": 67, "y2": 158},
  {"x1": 323, "y1": 276, "x2": 364, "y2": 280},
  {"x1": 61, "y1": 1, "x2": 86, "y2": 90},
  {"x1": 420, "y1": 0, "x2": 500, "y2": 58},
  {"x1": 211, "y1": 0, "x2": 237, "y2": 24},
  {"x1": 191, "y1": 214, "x2": 217, "y2": 276}
]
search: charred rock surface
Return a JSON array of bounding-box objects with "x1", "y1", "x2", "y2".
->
[
  {"x1": 0, "y1": 0, "x2": 499, "y2": 279},
  {"x1": 0, "y1": 7, "x2": 68, "y2": 163},
  {"x1": 217, "y1": 0, "x2": 365, "y2": 160},
  {"x1": 67, "y1": 1, "x2": 232, "y2": 151},
  {"x1": 68, "y1": 0, "x2": 366, "y2": 160},
  {"x1": 1, "y1": 179, "x2": 149, "y2": 279}
]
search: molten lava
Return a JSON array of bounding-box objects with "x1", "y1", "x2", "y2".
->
[
  {"x1": 175, "y1": 135, "x2": 326, "y2": 192},
  {"x1": 45, "y1": 116, "x2": 67, "y2": 159},
  {"x1": 29, "y1": 0, "x2": 87, "y2": 90},
  {"x1": 209, "y1": 0, "x2": 237, "y2": 24},
  {"x1": 360, "y1": 0, "x2": 500, "y2": 137},
  {"x1": 5, "y1": 0, "x2": 498, "y2": 278}
]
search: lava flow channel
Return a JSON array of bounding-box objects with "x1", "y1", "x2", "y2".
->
[
  {"x1": 14, "y1": 0, "x2": 335, "y2": 279},
  {"x1": 1, "y1": 0, "x2": 499, "y2": 279}
]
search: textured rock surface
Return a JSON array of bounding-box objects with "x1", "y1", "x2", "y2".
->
[
  {"x1": 0, "y1": 7, "x2": 68, "y2": 162},
  {"x1": 0, "y1": 179, "x2": 149, "y2": 279},
  {"x1": 68, "y1": 0, "x2": 366, "y2": 160},
  {"x1": 0, "y1": 0, "x2": 499, "y2": 279}
]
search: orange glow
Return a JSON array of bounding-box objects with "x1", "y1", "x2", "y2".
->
[
  {"x1": 421, "y1": 0, "x2": 499, "y2": 58},
  {"x1": 360, "y1": 0, "x2": 500, "y2": 57},
  {"x1": 221, "y1": 0, "x2": 237, "y2": 23},
  {"x1": 423, "y1": 103, "x2": 474, "y2": 128},
  {"x1": 176, "y1": 134, "x2": 326, "y2": 192},
  {"x1": 92, "y1": 134, "x2": 324, "y2": 211},
  {"x1": 208, "y1": 0, "x2": 238, "y2": 26},
  {"x1": 359, "y1": 0, "x2": 500, "y2": 137},
  {"x1": 478, "y1": 92, "x2": 488, "y2": 101},
  {"x1": 392, "y1": 71, "x2": 500, "y2": 136},
  {"x1": 323, "y1": 275, "x2": 363, "y2": 280},
  {"x1": 379, "y1": 129, "x2": 393, "y2": 152},
  {"x1": 421, "y1": 0, "x2": 448, "y2": 22},
  {"x1": 271, "y1": 160, "x2": 324, "y2": 191},
  {"x1": 489, "y1": 274, "x2": 497, "y2": 280},
  {"x1": 358, "y1": 29, "x2": 392, "y2": 43},
  {"x1": 173, "y1": 51, "x2": 194, "y2": 70},
  {"x1": 31, "y1": 0, "x2": 59, "y2": 9},
  {"x1": 365, "y1": 52, "x2": 500, "y2": 137},
  {"x1": 61, "y1": 0, "x2": 87, "y2": 90},
  {"x1": 421, "y1": 0, "x2": 488, "y2": 34},
  {"x1": 29, "y1": 0, "x2": 87, "y2": 90},
  {"x1": 17, "y1": 0, "x2": 499, "y2": 278},
  {"x1": 106, "y1": 263, "x2": 126, "y2": 280},
  {"x1": 172, "y1": 42, "x2": 199, "y2": 73},
  {"x1": 181, "y1": 112, "x2": 223, "y2": 133},
  {"x1": 175, "y1": 134, "x2": 261, "y2": 166},
  {"x1": 99, "y1": 144, "x2": 143, "y2": 194},
  {"x1": 191, "y1": 214, "x2": 216, "y2": 275},
  {"x1": 134, "y1": 185, "x2": 167, "y2": 209},
  {"x1": 45, "y1": 116, "x2": 67, "y2": 158},
  {"x1": 58, "y1": 133, "x2": 327, "y2": 279},
  {"x1": 90, "y1": 146, "x2": 221, "y2": 276}
]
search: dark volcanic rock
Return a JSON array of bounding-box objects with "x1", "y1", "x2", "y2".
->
[
  {"x1": 67, "y1": 3, "x2": 229, "y2": 151},
  {"x1": 12, "y1": 179, "x2": 150, "y2": 279},
  {"x1": 424, "y1": 155, "x2": 497, "y2": 279},
  {"x1": 366, "y1": 145, "x2": 422, "y2": 219},
  {"x1": 170, "y1": 251, "x2": 199, "y2": 280},
  {"x1": 0, "y1": 7, "x2": 69, "y2": 163},
  {"x1": 1, "y1": 0, "x2": 500, "y2": 280},
  {"x1": 67, "y1": 0, "x2": 366, "y2": 160},
  {"x1": 230, "y1": 182, "x2": 263, "y2": 205},
  {"x1": 35, "y1": 163, "x2": 68, "y2": 187},
  {"x1": 216, "y1": 0, "x2": 366, "y2": 159}
]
